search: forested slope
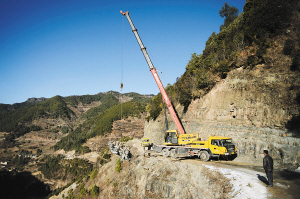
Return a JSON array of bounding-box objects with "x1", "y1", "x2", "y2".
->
[{"x1": 0, "y1": 91, "x2": 152, "y2": 153}]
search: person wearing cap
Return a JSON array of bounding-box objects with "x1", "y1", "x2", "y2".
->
[{"x1": 263, "y1": 150, "x2": 273, "y2": 187}]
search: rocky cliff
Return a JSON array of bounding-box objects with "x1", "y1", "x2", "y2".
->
[
  {"x1": 145, "y1": 47, "x2": 300, "y2": 171},
  {"x1": 52, "y1": 139, "x2": 277, "y2": 199}
]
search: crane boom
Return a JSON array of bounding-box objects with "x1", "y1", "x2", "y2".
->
[{"x1": 120, "y1": 10, "x2": 185, "y2": 135}]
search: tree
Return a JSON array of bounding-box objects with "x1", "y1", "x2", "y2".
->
[
  {"x1": 90, "y1": 184, "x2": 99, "y2": 197},
  {"x1": 219, "y1": 3, "x2": 239, "y2": 30},
  {"x1": 243, "y1": 0, "x2": 296, "y2": 42}
]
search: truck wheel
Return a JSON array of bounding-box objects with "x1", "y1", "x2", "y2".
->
[
  {"x1": 162, "y1": 148, "x2": 170, "y2": 157},
  {"x1": 199, "y1": 151, "x2": 210, "y2": 162},
  {"x1": 170, "y1": 149, "x2": 176, "y2": 158}
]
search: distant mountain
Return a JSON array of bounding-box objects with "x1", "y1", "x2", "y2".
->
[{"x1": 0, "y1": 92, "x2": 153, "y2": 144}]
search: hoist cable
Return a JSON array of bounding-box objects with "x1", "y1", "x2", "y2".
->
[{"x1": 120, "y1": 14, "x2": 125, "y2": 121}]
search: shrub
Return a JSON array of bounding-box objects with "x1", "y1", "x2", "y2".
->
[
  {"x1": 196, "y1": 69, "x2": 210, "y2": 89},
  {"x1": 99, "y1": 158, "x2": 105, "y2": 165},
  {"x1": 103, "y1": 153, "x2": 111, "y2": 160},
  {"x1": 246, "y1": 55, "x2": 256, "y2": 68},
  {"x1": 283, "y1": 39, "x2": 295, "y2": 55},
  {"x1": 37, "y1": 148, "x2": 42, "y2": 156},
  {"x1": 178, "y1": 89, "x2": 192, "y2": 112},
  {"x1": 79, "y1": 183, "x2": 88, "y2": 196},
  {"x1": 61, "y1": 126, "x2": 69, "y2": 134},
  {"x1": 90, "y1": 184, "x2": 99, "y2": 197},
  {"x1": 115, "y1": 158, "x2": 122, "y2": 173},
  {"x1": 215, "y1": 60, "x2": 229, "y2": 73},
  {"x1": 90, "y1": 169, "x2": 98, "y2": 180},
  {"x1": 113, "y1": 181, "x2": 118, "y2": 187},
  {"x1": 119, "y1": 136, "x2": 133, "y2": 142},
  {"x1": 146, "y1": 93, "x2": 163, "y2": 121},
  {"x1": 291, "y1": 50, "x2": 300, "y2": 71}
]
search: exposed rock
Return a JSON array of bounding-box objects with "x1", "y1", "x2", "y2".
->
[
  {"x1": 26, "y1": 97, "x2": 47, "y2": 103},
  {"x1": 82, "y1": 139, "x2": 233, "y2": 199},
  {"x1": 145, "y1": 67, "x2": 300, "y2": 171}
]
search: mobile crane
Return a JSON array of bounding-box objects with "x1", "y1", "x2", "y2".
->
[{"x1": 121, "y1": 11, "x2": 236, "y2": 161}]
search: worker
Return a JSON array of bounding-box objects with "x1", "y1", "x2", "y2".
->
[{"x1": 263, "y1": 150, "x2": 273, "y2": 187}]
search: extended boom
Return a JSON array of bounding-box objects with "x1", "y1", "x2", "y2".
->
[{"x1": 120, "y1": 10, "x2": 185, "y2": 135}]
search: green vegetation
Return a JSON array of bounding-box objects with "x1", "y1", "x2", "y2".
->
[
  {"x1": 38, "y1": 155, "x2": 93, "y2": 180},
  {"x1": 61, "y1": 126, "x2": 69, "y2": 134},
  {"x1": 146, "y1": 1, "x2": 300, "y2": 114},
  {"x1": 53, "y1": 100, "x2": 146, "y2": 153},
  {"x1": 115, "y1": 158, "x2": 122, "y2": 173},
  {"x1": 90, "y1": 184, "x2": 100, "y2": 197},
  {"x1": 0, "y1": 95, "x2": 74, "y2": 138},
  {"x1": 113, "y1": 181, "x2": 118, "y2": 187},
  {"x1": 97, "y1": 147, "x2": 111, "y2": 166},
  {"x1": 90, "y1": 169, "x2": 98, "y2": 180},
  {"x1": 64, "y1": 93, "x2": 107, "y2": 107},
  {"x1": 37, "y1": 148, "x2": 42, "y2": 156},
  {"x1": 0, "y1": 91, "x2": 150, "y2": 155},
  {"x1": 219, "y1": 2, "x2": 239, "y2": 31},
  {"x1": 79, "y1": 183, "x2": 88, "y2": 197},
  {"x1": 145, "y1": 93, "x2": 163, "y2": 120},
  {"x1": 243, "y1": 0, "x2": 297, "y2": 42},
  {"x1": 11, "y1": 155, "x2": 31, "y2": 170},
  {"x1": 119, "y1": 136, "x2": 133, "y2": 142}
]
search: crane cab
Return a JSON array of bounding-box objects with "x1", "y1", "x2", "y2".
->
[{"x1": 164, "y1": 130, "x2": 199, "y2": 146}]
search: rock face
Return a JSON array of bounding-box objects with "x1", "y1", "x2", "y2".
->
[
  {"x1": 83, "y1": 140, "x2": 233, "y2": 199},
  {"x1": 145, "y1": 66, "x2": 300, "y2": 170},
  {"x1": 26, "y1": 97, "x2": 47, "y2": 103}
]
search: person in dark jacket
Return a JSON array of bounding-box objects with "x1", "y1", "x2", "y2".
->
[{"x1": 263, "y1": 150, "x2": 273, "y2": 187}]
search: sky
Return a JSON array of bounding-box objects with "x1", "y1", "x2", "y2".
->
[{"x1": 0, "y1": 0, "x2": 245, "y2": 104}]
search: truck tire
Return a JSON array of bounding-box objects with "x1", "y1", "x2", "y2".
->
[
  {"x1": 199, "y1": 151, "x2": 210, "y2": 162},
  {"x1": 170, "y1": 149, "x2": 176, "y2": 158},
  {"x1": 162, "y1": 148, "x2": 170, "y2": 157}
]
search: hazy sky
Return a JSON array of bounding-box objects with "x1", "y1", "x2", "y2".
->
[{"x1": 0, "y1": 0, "x2": 245, "y2": 104}]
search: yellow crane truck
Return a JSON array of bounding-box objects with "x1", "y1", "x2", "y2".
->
[
  {"x1": 121, "y1": 11, "x2": 237, "y2": 161},
  {"x1": 154, "y1": 130, "x2": 237, "y2": 161}
]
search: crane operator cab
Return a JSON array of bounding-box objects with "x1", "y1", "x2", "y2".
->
[
  {"x1": 164, "y1": 130, "x2": 178, "y2": 145},
  {"x1": 164, "y1": 130, "x2": 199, "y2": 146}
]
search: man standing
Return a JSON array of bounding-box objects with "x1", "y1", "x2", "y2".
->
[{"x1": 263, "y1": 150, "x2": 273, "y2": 187}]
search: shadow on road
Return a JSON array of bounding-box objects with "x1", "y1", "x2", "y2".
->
[{"x1": 257, "y1": 174, "x2": 268, "y2": 185}]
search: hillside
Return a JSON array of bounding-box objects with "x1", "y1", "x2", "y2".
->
[
  {"x1": 0, "y1": 91, "x2": 153, "y2": 197},
  {"x1": 145, "y1": 0, "x2": 300, "y2": 171},
  {"x1": 2, "y1": 1, "x2": 300, "y2": 198}
]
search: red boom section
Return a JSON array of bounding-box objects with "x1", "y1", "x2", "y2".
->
[
  {"x1": 150, "y1": 67, "x2": 185, "y2": 135},
  {"x1": 121, "y1": 10, "x2": 185, "y2": 135}
]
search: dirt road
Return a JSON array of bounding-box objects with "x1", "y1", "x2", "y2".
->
[{"x1": 180, "y1": 158, "x2": 300, "y2": 199}]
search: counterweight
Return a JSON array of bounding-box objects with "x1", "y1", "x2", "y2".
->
[{"x1": 120, "y1": 10, "x2": 185, "y2": 135}]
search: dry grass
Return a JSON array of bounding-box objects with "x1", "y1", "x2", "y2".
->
[{"x1": 201, "y1": 166, "x2": 233, "y2": 199}]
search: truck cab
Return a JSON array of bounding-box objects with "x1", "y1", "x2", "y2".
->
[
  {"x1": 208, "y1": 136, "x2": 236, "y2": 155},
  {"x1": 191, "y1": 136, "x2": 237, "y2": 161}
]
